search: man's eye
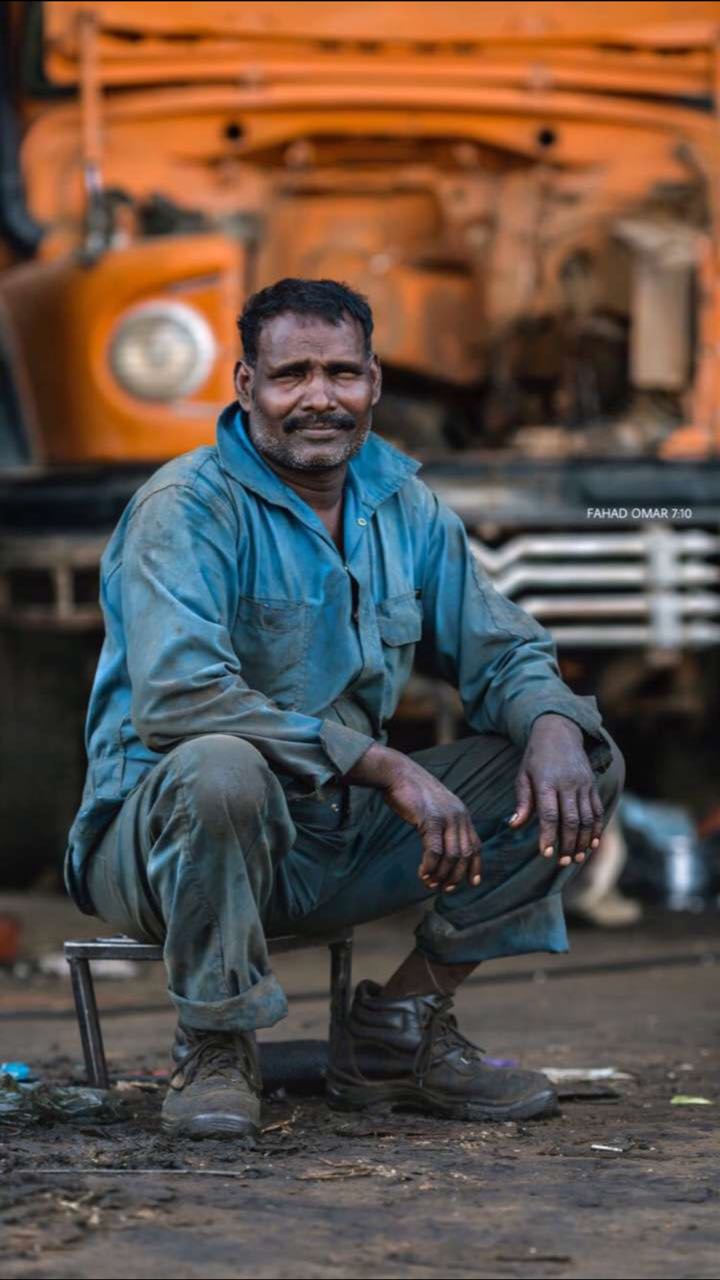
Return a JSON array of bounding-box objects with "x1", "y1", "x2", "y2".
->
[{"x1": 335, "y1": 370, "x2": 358, "y2": 379}]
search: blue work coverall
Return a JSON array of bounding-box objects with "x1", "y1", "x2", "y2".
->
[{"x1": 65, "y1": 405, "x2": 624, "y2": 1033}]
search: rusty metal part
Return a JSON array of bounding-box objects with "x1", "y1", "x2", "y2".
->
[
  {"x1": 4, "y1": 0, "x2": 720, "y2": 457},
  {"x1": 0, "y1": 534, "x2": 106, "y2": 627}
]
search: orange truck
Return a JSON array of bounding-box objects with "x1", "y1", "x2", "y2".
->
[{"x1": 1, "y1": 1, "x2": 720, "y2": 878}]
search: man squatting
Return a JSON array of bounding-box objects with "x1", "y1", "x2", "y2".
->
[{"x1": 65, "y1": 278, "x2": 625, "y2": 1140}]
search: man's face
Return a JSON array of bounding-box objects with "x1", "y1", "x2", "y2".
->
[{"x1": 235, "y1": 312, "x2": 381, "y2": 472}]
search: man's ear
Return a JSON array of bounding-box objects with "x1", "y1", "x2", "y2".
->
[
  {"x1": 235, "y1": 359, "x2": 253, "y2": 410},
  {"x1": 370, "y1": 353, "x2": 382, "y2": 406}
]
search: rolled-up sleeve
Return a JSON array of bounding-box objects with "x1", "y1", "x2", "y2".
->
[
  {"x1": 418, "y1": 491, "x2": 614, "y2": 775},
  {"x1": 120, "y1": 481, "x2": 374, "y2": 788}
]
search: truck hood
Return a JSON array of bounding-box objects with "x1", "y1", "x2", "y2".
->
[{"x1": 38, "y1": 1, "x2": 720, "y2": 101}]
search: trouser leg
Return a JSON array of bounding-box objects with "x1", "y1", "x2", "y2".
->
[
  {"x1": 285, "y1": 731, "x2": 625, "y2": 966},
  {"x1": 84, "y1": 734, "x2": 297, "y2": 1032}
]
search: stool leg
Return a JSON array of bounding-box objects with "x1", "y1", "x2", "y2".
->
[
  {"x1": 328, "y1": 939, "x2": 353, "y2": 1060},
  {"x1": 68, "y1": 957, "x2": 109, "y2": 1089}
]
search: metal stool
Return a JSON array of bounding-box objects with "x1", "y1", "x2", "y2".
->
[{"x1": 64, "y1": 930, "x2": 353, "y2": 1089}]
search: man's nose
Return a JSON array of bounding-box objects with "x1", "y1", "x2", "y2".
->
[{"x1": 301, "y1": 370, "x2": 335, "y2": 412}]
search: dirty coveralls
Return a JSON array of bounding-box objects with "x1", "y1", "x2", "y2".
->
[{"x1": 65, "y1": 406, "x2": 624, "y2": 1033}]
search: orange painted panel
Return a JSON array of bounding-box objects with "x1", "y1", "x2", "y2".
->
[
  {"x1": 1, "y1": 236, "x2": 243, "y2": 462},
  {"x1": 42, "y1": 2, "x2": 720, "y2": 52}
]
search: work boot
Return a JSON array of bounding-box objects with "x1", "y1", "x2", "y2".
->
[
  {"x1": 161, "y1": 1025, "x2": 262, "y2": 1139},
  {"x1": 326, "y1": 980, "x2": 558, "y2": 1121}
]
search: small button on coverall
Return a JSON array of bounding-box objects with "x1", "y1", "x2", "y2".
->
[{"x1": 66, "y1": 405, "x2": 624, "y2": 1033}]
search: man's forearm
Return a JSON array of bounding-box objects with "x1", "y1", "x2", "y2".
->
[
  {"x1": 342, "y1": 741, "x2": 408, "y2": 789},
  {"x1": 530, "y1": 712, "x2": 584, "y2": 743},
  {"x1": 347, "y1": 716, "x2": 585, "y2": 793}
]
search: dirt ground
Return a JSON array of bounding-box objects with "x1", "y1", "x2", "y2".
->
[{"x1": 0, "y1": 895, "x2": 718, "y2": 1280}]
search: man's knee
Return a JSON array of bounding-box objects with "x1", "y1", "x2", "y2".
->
[{"x1": 166, "y1": 734, "x2": 272, "y2": 824}]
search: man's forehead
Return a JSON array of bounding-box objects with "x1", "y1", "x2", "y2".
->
[{"x1": 256, "y1": 312, "x2": 366, "y2": 364}]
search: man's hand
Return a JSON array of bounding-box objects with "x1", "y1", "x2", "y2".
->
[
  {"x1": 509, "y1": 714, "x2": 604, "y2": 865},
  {"x1": 344, "y1": 743, "x2": 482, "y2": 892}
]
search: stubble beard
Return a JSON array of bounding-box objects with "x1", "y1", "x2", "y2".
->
[{"x1": 248, "y1": 412, "x2": 372, "y2": 472}]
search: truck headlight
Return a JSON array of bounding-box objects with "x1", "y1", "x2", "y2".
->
[{"x1": 108, "y1": 300, "x2": 217, "y2": 401}]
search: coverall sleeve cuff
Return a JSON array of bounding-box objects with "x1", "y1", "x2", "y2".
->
[
  {"x1": 515, "y1": 694, "x2": 615, "y2": 776},
  {"x1": 319, "y1": 719, "x2": 377, "y2": 780}
]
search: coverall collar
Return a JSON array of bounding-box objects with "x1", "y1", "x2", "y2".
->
[{"x1": 216, "y1": 403, "x2": 420, "y2": 520}]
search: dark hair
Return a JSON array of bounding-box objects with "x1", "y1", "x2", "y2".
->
[{"x1": 238, "y1": 277, "x2": 374, "y2": 366}]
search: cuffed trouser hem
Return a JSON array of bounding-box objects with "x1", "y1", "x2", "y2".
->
[
  {"x1": 169, "y1": 971, "x2": 289, "y2": 1033},
  {"x1": 414, "y1": 892, "x2": 570, "y2": 965}
]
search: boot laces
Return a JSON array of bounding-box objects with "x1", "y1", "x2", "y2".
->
[
  {"x1": 412, "y1": 996, "x2": 485, "y2": 1086},
  {"x1": 172, "y1": 1033, "x2": 259, "y2": 1090}
]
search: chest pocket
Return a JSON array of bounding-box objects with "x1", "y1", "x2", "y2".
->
[
  {"x1": 232, "y1": 597, "x2": 309, "y2": 710},
  {"x1": 376, "y1": 591, "x2": 423, "y2": 719},
  {"x1": 376, "y1": 592, "x2": 423, "y2": 646}
]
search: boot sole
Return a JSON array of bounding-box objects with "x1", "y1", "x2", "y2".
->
[
  {"x1": 161, "y1": 1112, "x2": 259, "y2": 1141},
  {"x1": 325, "y1": 1076, "x2": 559, "y2": 1122}
]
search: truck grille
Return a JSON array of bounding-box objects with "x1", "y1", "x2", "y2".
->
[
  {"x1": 468, "y1": 526, "x2": 720, "y2": 649},
  {"x1": 1, "y1": 526, "x2": 719, "y2": 651}
]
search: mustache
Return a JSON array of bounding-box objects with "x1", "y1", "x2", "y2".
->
[{"x1": 283, "y1": 412, "x2": 357, "y2": 435}]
